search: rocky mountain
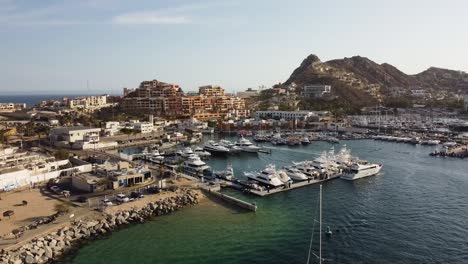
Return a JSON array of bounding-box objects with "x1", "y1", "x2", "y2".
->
[{"x1": 285, "y1": 54, "x2": 468, "y2": 107}]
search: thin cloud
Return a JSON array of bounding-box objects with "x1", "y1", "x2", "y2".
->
[{"x1": 112, "y1": 12, "x2": 191, "y2": 25}]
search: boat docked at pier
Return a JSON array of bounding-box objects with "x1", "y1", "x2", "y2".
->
[
  {"x1": 244, "y1": 164, "x2": 291, "y2": 187},
  {"x1": 283, "y1": 166, "x2": 308, "y2": 181},
  {"x1": 214, "y1": 164, "x2": 235, "y2": 181},
  {"x1": 203, "y1": 141, "x2": 230, "y2": 154},
  {"x1": 340, "y1": 162, "x2": 383, "y2": 181},
  {"x1": 181, "y1": 154, "x2": 213, "y2": 178},
  {"x1": 235, "y1": 137, "x2": 261, "y2": 153},
  {"x1": 194, "y1": 147, "x2": 211, "y2": 158}
]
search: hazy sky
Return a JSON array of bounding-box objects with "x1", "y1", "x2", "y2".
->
[{"x1": 0, "y1": 0, "x2": 467, "y2": 95}]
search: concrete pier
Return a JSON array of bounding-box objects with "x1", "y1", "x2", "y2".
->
[{"x1": 202, "y1": 187, "x2": 257, "y2": 212}]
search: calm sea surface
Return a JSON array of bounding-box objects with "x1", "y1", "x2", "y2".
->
[{"x1": 62, "y1": 139, "x2": 468, "y2": 264}]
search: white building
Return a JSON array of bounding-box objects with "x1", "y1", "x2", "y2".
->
[
  {"x1": 0, "y1": 103, "x2": 26, "y2": 113},
  {"x1": 103, "y1": 121, "x2": 122, "y2": 136},
  {"x1": 133, "y1": 122, "x2": 154, "y2": 134},
  {"x1": 255, "y1": 111, "x2": 318, "y2": 121},
  {"x1": 68, "y1": 95, "x2": 110, "y2": 112},
  {"x1": 302, "y1": 85, "x2": 331, "y2": 98},
  {"x1": 0, "y1": 148, "x2": 92, "y2": 191},
  {"x1": 49, "y1": 126, "x2": 116, "y2": 149}
]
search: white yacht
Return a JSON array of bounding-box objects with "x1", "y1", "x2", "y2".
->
[
  {"x1": 181, "y1": 154, "x2": 212, "y2": 177},
  {"x1": 340, "y1": 162, "x2": 383, "y2": 181},
  {"x1": 219, "y1": 140, "x2": 242, "y2": 153},
  {"x1": 203, "y1": 141, "x2": 230, "y2": 154},
  {"x1": 244, "y1": 164, "x2": 286, "y2": 187},
  {"x1": 301, "y1": 136, "x2": 310, "y2": 145},
  {"x1": 283, "y1": 166, "x2": 308, "y2": 181},
  {"x1": 235, "y1": 137, "x2": 261, "y2": 153},
  {"x1": 214, "y1": 164, "x2": 235, "y2": 181},
  {"x1": 180, "y1": 147, "x2": 194, "y2": 157},
  {"x1": 193, "y1": 147, "x2": 211, "y2": 158},
  {"x1": 149, "y1": 149, "x2": 164, "y2": 163}
]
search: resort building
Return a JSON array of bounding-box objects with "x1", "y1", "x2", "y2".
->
[
  {"x1": 0, "y1": 148, "x2": 92, "y2": 191},
  {"x1": 0, "y1": 103, "x2": 26, "y2": 113},
  {"x1": 255, "y1": 110, "x2": 319, "y2": 121},
  {"x1": 302, "y1": 85, "x2": 331, "y2": 98},
  {"x1": 68, "y1": 95, "x2": 111, "y2": 112},
  {"x1": 122, "y1": 79, "x2": 248, "y2": 120}
]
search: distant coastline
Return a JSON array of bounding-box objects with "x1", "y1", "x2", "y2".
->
[{"x1": 0, "y1": 94, "x2": 116, "y2": 108}]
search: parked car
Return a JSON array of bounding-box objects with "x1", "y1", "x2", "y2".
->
[
  {"x1": 147, "y1": 186, "x2": 160, "y2": 194},
  {"x1": 50, "y1": 186, "x2": 62, "y2": 194},
  {"x1": 116, "y1": 194, "x2": 130, "y2": 203},
  {"x1": 76, "y1": 196, "x2": 88, "y2": 203},
  {"x1": 3, "y1": 183, "x2": 18, "y2": 192},
  {"x1": 130, "y1": 191, "x2": 144, "y2": 199},
  {"x1": 102, "y1": 199, "x2": 113, "y2": 206}
]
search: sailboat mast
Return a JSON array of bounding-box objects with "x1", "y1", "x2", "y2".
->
[{"x1": 319, "y1": 184, "x2": 322, "y2": 264}]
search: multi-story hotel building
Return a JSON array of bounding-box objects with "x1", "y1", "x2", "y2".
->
[
  {"x1": 68, "y1": 95, "x2": 110, "y2": 112},
  {"x1": 122, "y1": 80, "x2": 248, "y2": 120}
]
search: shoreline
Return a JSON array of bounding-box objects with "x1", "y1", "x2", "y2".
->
[{"x1": 0, "y1": 188, "x2": 203, "y2": 264}]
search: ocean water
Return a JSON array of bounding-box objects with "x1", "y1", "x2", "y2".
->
[{"x1": 62, "y1": 139, "x2": 468, "y2": 264}]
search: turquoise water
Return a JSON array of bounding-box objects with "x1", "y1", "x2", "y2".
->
[{"x1": 62, "y1": 139, "x2": 468, "y2": 264}]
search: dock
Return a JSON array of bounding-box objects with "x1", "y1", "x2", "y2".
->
[
  {"x1": 246, "y1": 174, "x2": 341, "y2": 197},
  {"x1": 201, "y1": 186, "x2": 257, "y2": 212}
]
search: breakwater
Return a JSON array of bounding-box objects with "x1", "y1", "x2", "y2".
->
[{"x1": 0, "y1": 189, "x2": 200, "y2": 264}]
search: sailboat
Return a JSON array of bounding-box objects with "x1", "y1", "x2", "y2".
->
[{"x1": 306, "y1": 185, "x2": 332, "y2": 264}]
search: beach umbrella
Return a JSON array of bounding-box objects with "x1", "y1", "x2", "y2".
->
[{"x1": 3, "y1": 210, "x2": 14, "y2": 219}]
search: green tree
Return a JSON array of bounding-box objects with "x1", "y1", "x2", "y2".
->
[{"x1": 54, "y1": 149, "x2": 70, "y2": 160}]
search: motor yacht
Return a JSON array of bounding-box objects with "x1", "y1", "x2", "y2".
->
[
  {"x1": 181, "y1": 154, "x2": 212, "y2": 177},
  {"x1": 340, "y1": 161, "x2": 383, "y2": 181},
  {"x1": 235, "y1": 137, "x2": 261, "y2": 153},
  {"x1": 283, "y1": 166, "x2": 308, "y2": 181},
  {"x1": 244, "y1": 164, "x2": 287, "y2": 187},
  {"x1": 214, "y1": 164, "x2": 235, "y2": 181},
  {"x1": 203, "y1": 141, "x2": 230, "y2": 154},
  {"x1": 193, "y1": 147, "x2": 211, "y2": 158}
]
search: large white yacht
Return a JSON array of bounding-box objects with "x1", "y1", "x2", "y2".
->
[
  {"x1": 219, "y1": 139, "x2": 242, "y2": 153},
  {"x1": 283, "y1": 166, "x2": 308, "y2": 181},
  {"x1": 203, "y1": 141, "x2": 230, "y2": 154},
  {"x1": 235, "y1": 137, "x2": 261, "y2": 153},
  {"x1": 340, "y1": 162, "x2": 383, "y2": 181},
  {"x1": 181, "y1": 154, "x2": 212, "y2": 177},
  {"x1": 193, "y1": 147, "x2": 211, "y2": 158},
  {"x1": 149, "y1": 149, "x2": 164, "y2": 163},
  {"x1": 244, "y1": 164, "x2": 287, "y2": 187}
]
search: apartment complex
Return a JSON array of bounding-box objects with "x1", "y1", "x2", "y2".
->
[
  {"x1": 302, "y1": 85, "x2": 332, "y2": 98},
  {"x1": 68, "y1": 95, "x2": 110, "y2": 112},
  {"x1": 48, "y1": 126, "x2": 117, "y2": 149},
  {"x1": 122, "y1": 80, "x2": 248, "y2": 120},
  {"x1": 0, "y1": 103, "x2": 26, "y2": 113}
]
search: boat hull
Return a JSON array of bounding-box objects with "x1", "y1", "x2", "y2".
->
[{"x1": 340, "y1": 165, "x2": 383, "y2": 181}]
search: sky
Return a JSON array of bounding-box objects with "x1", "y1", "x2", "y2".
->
[{"x1": 0, "y1": 0, "x2": 467, "y2": 95}]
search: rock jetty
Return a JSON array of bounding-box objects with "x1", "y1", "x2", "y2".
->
[{"x1": 0, "y1": 189, "x2": 200, "y2": 264}]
